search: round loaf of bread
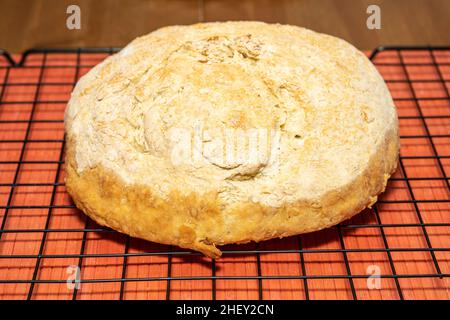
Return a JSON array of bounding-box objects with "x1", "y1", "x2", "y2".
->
[{"x1": 65, "y1": 21, "x2": 399, "y2": 258}]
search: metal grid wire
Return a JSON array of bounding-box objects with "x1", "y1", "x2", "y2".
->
[{"x1": 0, "y1": 46, "x2": 449, "y2": 300}]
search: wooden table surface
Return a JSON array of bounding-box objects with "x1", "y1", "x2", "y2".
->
[{"x1": 0, "y1": 0, "x2": 449, "y2": 53}]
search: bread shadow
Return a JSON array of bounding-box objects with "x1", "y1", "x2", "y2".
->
[{"x1": 68, "y1": 201, "x2": 376, "y2": 272}]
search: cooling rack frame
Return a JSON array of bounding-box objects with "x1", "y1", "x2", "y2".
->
[{"x1": 0, "y1": 46, "x2": 449, "y2": 300}]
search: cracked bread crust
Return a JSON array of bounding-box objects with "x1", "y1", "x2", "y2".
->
[
  {"x1": 65, "y1": 127, "x2": 398, "y2": 258},
  {"x1": 64, "y1": 21, "x2": 399, "y2": 258}
]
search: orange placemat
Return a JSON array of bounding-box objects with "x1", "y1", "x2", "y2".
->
[{"x1": 0, "y1": 47, "x2": 449, "y2": 300}]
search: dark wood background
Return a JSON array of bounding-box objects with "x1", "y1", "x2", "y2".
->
[{"x1": 1, "y1": 0, "x2": 449, "y2": 52}]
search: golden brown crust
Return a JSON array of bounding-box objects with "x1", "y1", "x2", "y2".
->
[
  {"x1": 64, "y1": 22, "x2": 400, "y2": 258},
  {"x1": 65, "y1": 123, "x2": 398, "y2": 258}
]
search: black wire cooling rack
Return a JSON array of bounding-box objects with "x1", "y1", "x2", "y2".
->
[{"x1": 0, "y1": 46, "x2": 449, "y2": 300}]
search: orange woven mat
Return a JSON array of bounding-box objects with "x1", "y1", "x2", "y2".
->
[{"x1": 0, "y1": 48, "x2": 449, "y2": 300}]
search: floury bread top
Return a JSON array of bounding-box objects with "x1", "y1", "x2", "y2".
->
[{"x1": 65, "y1": 21, "x2": 397, "y2": 208}]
